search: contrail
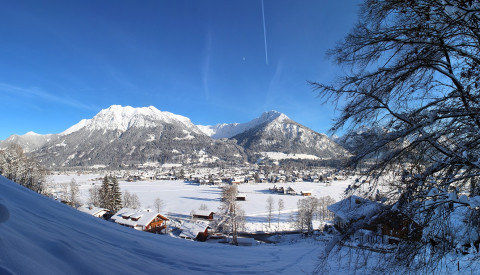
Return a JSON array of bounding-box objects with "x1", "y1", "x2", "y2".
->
[{"x1": 261, "y1": 0, "x2": 268, "y2": 65}]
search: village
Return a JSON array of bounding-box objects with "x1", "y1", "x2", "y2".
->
[{"x1": 48, "y1": 163, "x2": 422, "y2": 250}]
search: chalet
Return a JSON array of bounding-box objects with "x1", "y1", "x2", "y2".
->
[
  {"x1": 328, "y1": 196, "x2": 421, "y2": 244},
  {"x1": 230, "y1": 177, "x2": 244, "y2": 184},
  {"x1": 111, "y1": 208, "x2": 169, "y2": 234},
  {"x1": 236, "y1": 193, "x2": 247, "y2": 201},
  {"x1": 192, "y1": 210, "x2": 215, "y2": 220},
  {"x1": 285, "y1": 186, "x2": 296, "y2": 195},
  {"x1": 179, "y1": 221, "x2": 211, "y2": 242},
  {"x1": 300, "y1": 191, "x2": 313, "y2": 196},
  {"x1": 77, "y1": 205, "x2": 112, "y2": 220}
]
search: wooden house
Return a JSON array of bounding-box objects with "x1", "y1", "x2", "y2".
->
[
  {"x1": 328, "y1": 196, "x2": 421, "y2": 244},
  {"x1": 192, "y1": 210, "x2": 215, "y2": 220},
  {"x1": 285, "y1": 186, "x2": 296, "y2": 195},
  {"x1": 300, "y1": 191, "x2": 312, "y2": 196},
  {"x1": 77, "y1": 205, "x2": 112, "y2": 220},
  {"x1": 111, "y1": 208, "x2": 169, "y2": 234},
  {"x1": 236, "y1": 193, "x2": 247, "y2": 201},
  {"x1": 179, "y1": 221, "x2": 211, "y2": 242}
]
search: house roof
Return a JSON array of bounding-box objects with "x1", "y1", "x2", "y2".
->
[
  {"x1": 192, "y1": 210, "x2": 214, "y2": 217},
  {"x1": 77, "y1": 205, "x2": 109, "y2": 216},
  {"x1": 111, "y1": 208, "x2": 168, "y2": 228},
  {"x1": 179, "y1": 220, "x2": 210, "y2": 239},
  {"x1": 328, "y1": 195, "x2": 385, "y2": 222}
]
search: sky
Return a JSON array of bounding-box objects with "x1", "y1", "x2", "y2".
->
[{"x1": 0, "y1": 0, "x2": 360, "y2": 140}]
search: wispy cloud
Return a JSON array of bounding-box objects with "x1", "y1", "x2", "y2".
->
[{"x1": 0, "y1": 82, "x2": 95, "y2": 110}]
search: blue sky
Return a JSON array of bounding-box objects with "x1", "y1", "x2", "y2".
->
[{"x1": 0, "y1": 0, "x2": 360, "y2": 140}]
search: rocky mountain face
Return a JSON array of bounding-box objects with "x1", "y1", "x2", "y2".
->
[
  {"x1": 224, "y1": 112, "x2": 349, "y2": 159},
  {"x1": 32, "y1": 106, "x2": 246, "y2": 167},
  {"x1": 2, "y1": 106, "x2": 348, "y2": 168},
  {"x1": 0, "y1": 132, "x2": 56, "y2": 153}
]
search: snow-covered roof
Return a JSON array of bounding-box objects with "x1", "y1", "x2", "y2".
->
[
  {"x1": 193, "y1": 210, "x2": 214, "y2": 217},
  {"x1": 111, "y1": 208, "x2": 167, "y2": 228},
  {"x1": 179, "y1": 220, "x2": 210, "y2": 239},
  {"x1": 328, "y1": 196, "x2": 385, "y2": 222},
  {"x1": 77, "y1": 205, "x2": 109, "y2": 216}
]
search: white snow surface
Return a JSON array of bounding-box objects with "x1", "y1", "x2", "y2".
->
[
  {"x1": 2, "y1": 175, "x2": 478, "y2": 274},
  {"x1": 198, "y1": 110, "x2": 287, "y2": 139},
  {"x1": 61, "y1": 105, "x2": 202, "y2": 135},
  {"x1": 50, "y1": 174, "x2": 352, "y2": 232},
  {"x1": 0, "y1": 175, "x2": 340, "y2": 274}
]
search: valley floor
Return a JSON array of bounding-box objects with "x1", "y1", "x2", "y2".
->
[{"x1": 48, "y1": 174, "x2": 352, "y2": 232}]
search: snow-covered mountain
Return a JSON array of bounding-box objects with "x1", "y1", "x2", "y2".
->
[
  {"x1": 1, "y1": 106, "x2": 349, "y2": 167},
  {"x1": 33, "y1": 105, "x2": 246, "y2": 167},
  {"x1": 198, "y1": 111, "x2": 285, "y2": 139},
  {"x1": 201, "y1": 111, "x2": 349, "y2": 160},
  {"x1": 0, "y1": 131, "x2": 56, "y2": 153}
]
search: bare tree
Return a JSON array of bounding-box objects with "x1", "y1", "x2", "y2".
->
[
  {"x1": 123, "y1": 190, "x2": 141, "y2": 209},
  {"x1": 153, "y1": 197, "x2": 164, "y2": 213},
  {"x1": 0, "y1": 144, "x2": 47, "y2": 194},
  {"x1": 199, "y1": 203, "x2": 208, "y2": 211},
  {"x1": 88, "y1": 186, "x2": 102, "y2": 207},
  {"x1": 296, "y1": 197, "x2": 318, "y2": 235},
  {"x1": 68, "y1": 178, "x2": 80, "y2": 207},
  {"x1": 277, "y1": 198, "x2": 284, "y2": 230},
  {"x1": 317, "y1": 196, "x2": 335, "y2": 222},
  {"x1": 218, "y1": 185, "x2": 245, "y2": 245},
  {"x1": 312, "y1": 0, "x2": 480, "y2": 269},
  {"x1": 266, "y1": 196, "x2": 275, "y2": 229}
]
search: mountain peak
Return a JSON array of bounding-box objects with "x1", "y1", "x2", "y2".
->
[
  {"x1": 199, "y1": 110, "x2": 291, "y2": 139},
  {"x1": 258, "y1": 110, "x2": 289, "y2": 123},
  {"x1": 61, "y1": 105, "x2": 198, "y2": 135}
]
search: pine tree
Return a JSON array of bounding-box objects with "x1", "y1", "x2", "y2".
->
[
  {"x1": 99, "y1": 175, "x2": 111, "y2": 210},
  {"x1": 109, "y1": 176, "x2": 122, "y2": 212}
]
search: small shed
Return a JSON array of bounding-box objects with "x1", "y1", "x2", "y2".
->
[
  {"x1": 236, "y1": 193, "x2": 247, "y2": 201},
  {"x1": 77, "y1": 205, "x2": 112, "y2": 220},
  {"x1": 192, "y1": 210, "x2": 215, "y2": 220},
  {"x1": 300, "y1": 191, "x2": 313, "y2": 196}
]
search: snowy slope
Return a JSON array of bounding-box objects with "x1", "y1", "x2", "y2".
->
[{"x1": 0, "y1": 175, "x2": 330, "y2": 274}]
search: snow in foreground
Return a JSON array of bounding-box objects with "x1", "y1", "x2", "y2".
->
[
  {"x1": 0, "y1": 175, "x2": 344, "y2": 274},
  {"x1": 2, "y1": 176, "x2": 478, "y2": 274}
]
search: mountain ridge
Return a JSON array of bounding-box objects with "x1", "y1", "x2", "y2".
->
[{"x1": 1, "y1": 105, "x2": 348, "y2": 167}]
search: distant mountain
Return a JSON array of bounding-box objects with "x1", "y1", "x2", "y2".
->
[
  {"x1": 201, "y1": 111, "x2": 349, "y2": 160},
  {"x1": 1, "y1": 106, "x2": 349, "y2": 168},
  {"x1": 0, "y1": 131, "x2": 56, "y2": 153},
  {"x1": 32, "y1": 105, "x2": 246, "y2": 167},
  {"x1": 198, "y1": 111, "x2": 285, "y2": 139}
]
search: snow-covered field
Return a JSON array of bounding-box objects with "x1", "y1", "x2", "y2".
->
[
  {"x1": 2, "y1": 175, "x2": 478, "y2": 274},
  {"x1": 48, "y1": 174, "x2": 353, "y2": 232}
]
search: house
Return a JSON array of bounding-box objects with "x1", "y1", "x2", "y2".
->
[
  {"x1": 285, "y1": 186, "x2": 296, "y2": 195},
  {"x1": 230, "y1": 177, "x2": 244, "y2": 184},
  {"x1": 300, "y1": 191, "x2": 312, "y2": 196},
  {"x1": 111, "y1": 208, "x2": 169, "y2": 234},
  {"x1": 77, "y1": 205, "x2": 112, "y2": 220},
  {"x1": 236, "y1": 193, "x2": 247, "y2": 201},
  {"x1": 328, "y1": 195, "x2": 385, "y2": 232},
  {"x1": 179, "y1": 221, "x2": 211, "y2": 242},
  {"x1": 192, "y1": 210, "x2": 215, "y2": 220},
  {"x1": 328, "y1": 196, "x2": 421, "y2": 244}
]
